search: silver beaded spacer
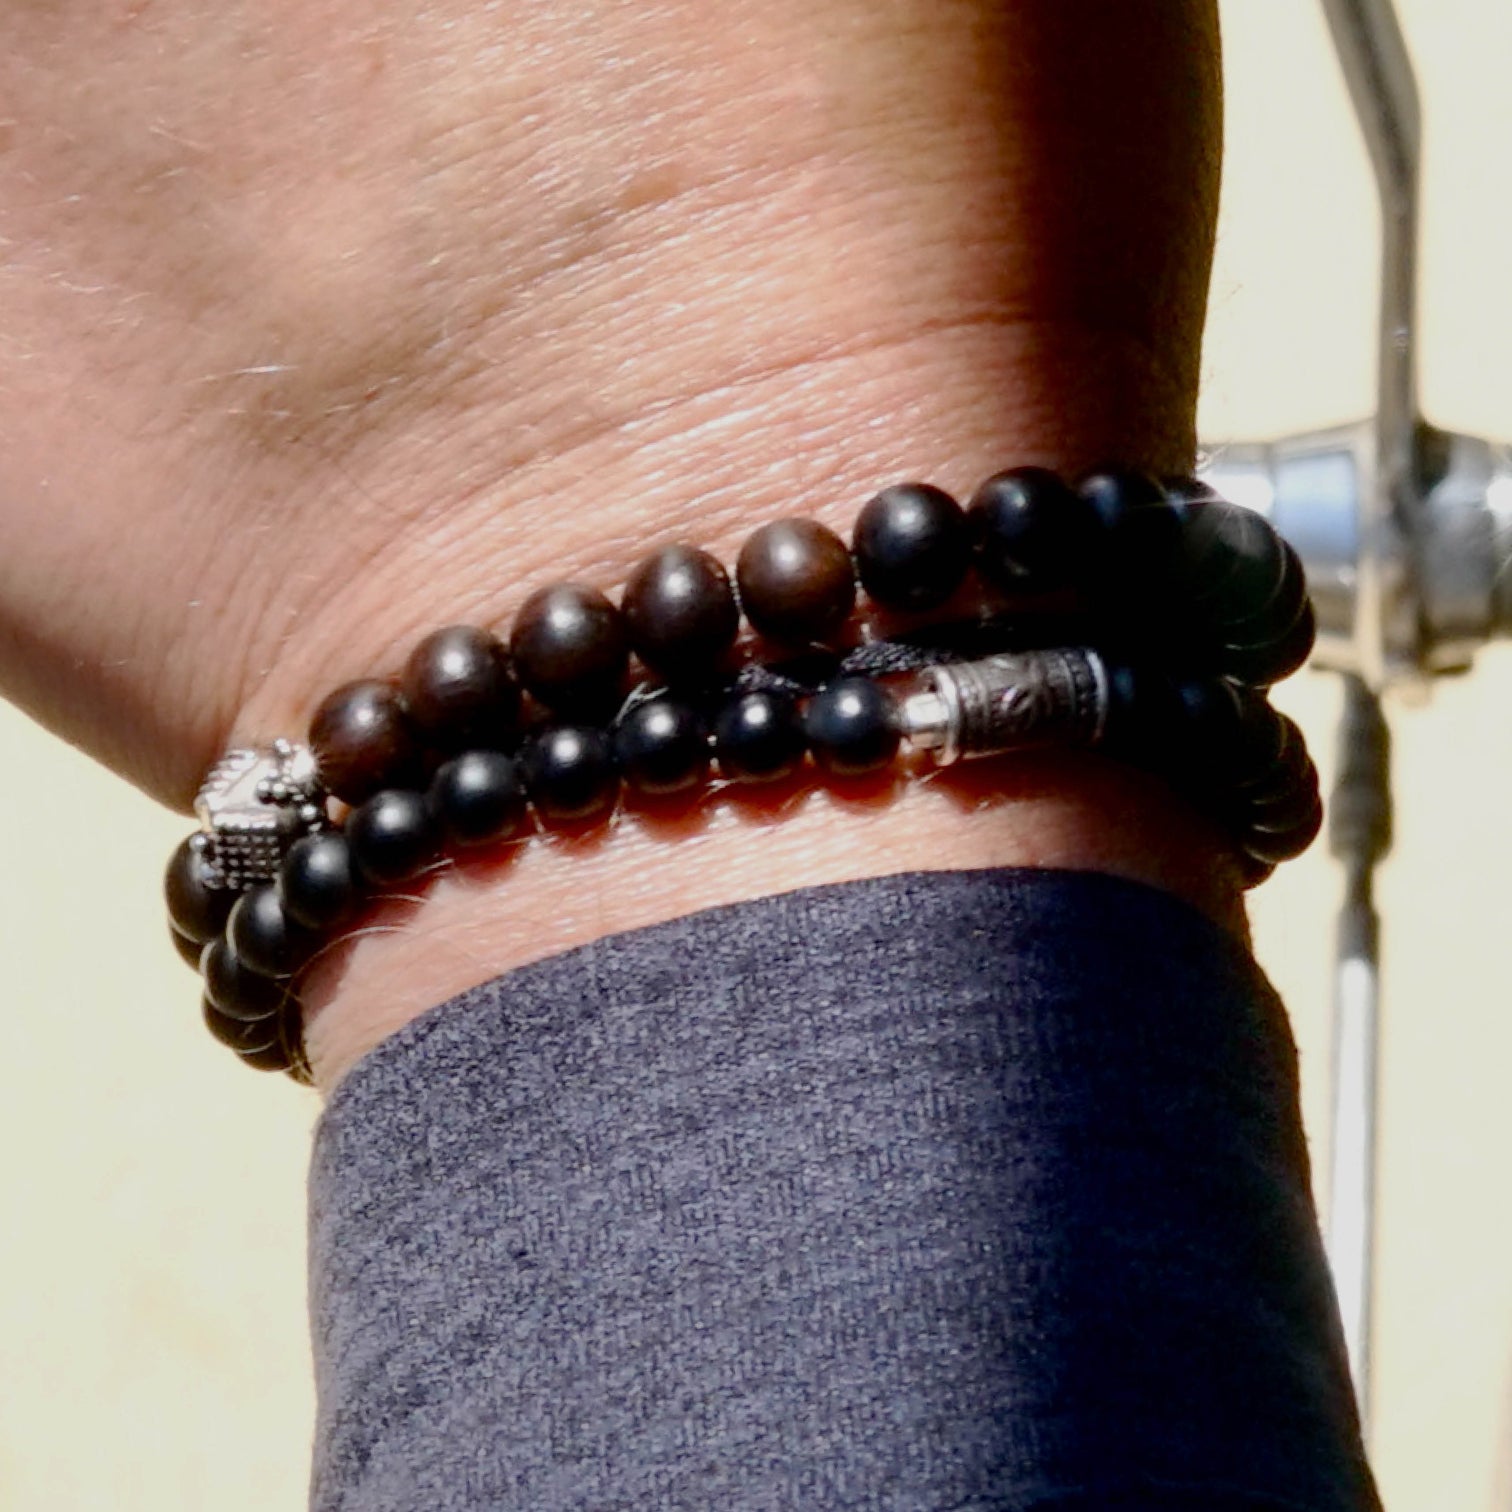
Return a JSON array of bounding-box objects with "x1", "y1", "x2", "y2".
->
[{"x1": 193, "y1": 739, "x2": 328, "y2": 891}]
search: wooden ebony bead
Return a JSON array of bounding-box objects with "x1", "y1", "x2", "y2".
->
[
  {"x1": 237, "y1": 1037, "x2": 298, "y2": 1074},
  {"x1": 1175, "y1": 678, "x2": 1286, "y2": 784},
  {"x1": 309, "y1": 679, "x2": 422, "y2": 805},
  {"x1": 1218, "y1": 596, "x2": 1317, "y2": 687},
  {"x1": 1177, "y1": 502, "x2": 1295, "y2": 631},
  {"x1": 228, "y1": 883, "x2": 318, "y2": 980},
  {"x1": 510, "y1": 584, "x2": 629, "y2": 714},
  {"x1": 852, "y1": 483, "x2": 970, "y2": 612},
  {"x1": 202, "y1": 936, "x2": 288, "y2": 1023},
  {"x1": 622, "y1": 546, "x2": 740, "y2": 681},
  {"x1": 520, "y1": 725, "x2": 619, "y2": 821},
  {"x1": 966, "y1": 468, "x2": 1097, "y2": 594},
  {"x1": 803, "y1": 678, "x2": 900, "y2": 777},
  {"x1": 613, "y1": 697, "x2": 709, "y2": 796},
  {"x1": 712, "y1": 690, "x2": 806, "y2": 782},
  {"x1": 280, "y1": 831, "x2": 360, "y2": 932},
  {"x1": 1243, "y1": 787, "x2": 1324, "y2": 864},
  {"x1": 735, "y1": 520, "x2": 856, "y2": 644},
  {"x1": 164, "y1": 834, "x2": 234, "y2": 944},
  {"x1": 1100, "y1": 662, "x2": 1183, "y2": 769},
  {"x1": 400, "y1": 626, "x2": 520, "y2": 751},
  {"x1": 346, "y1": 790, "x2": 442, "y2": 886},
  {"x1": 170, "y1": 925, "x2": 206, "y2": 972},
  {"x1": 429, "y1": 750, "x2": 528, "y2": 845},
  {"x1": 203, "y1": 996, "x2": 283, "y2": 1054}
]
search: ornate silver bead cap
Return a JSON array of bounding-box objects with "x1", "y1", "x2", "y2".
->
[
  {"x1": 899, "y1": 648, "x2": 1109, "y2": 767},
  {"x1": 193, "y1": 739, "x2": 328, "y2": 890}
]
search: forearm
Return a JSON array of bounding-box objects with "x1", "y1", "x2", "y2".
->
[{"x1": 0, "y1": 0, "x2": 1226, "y2": 1085}]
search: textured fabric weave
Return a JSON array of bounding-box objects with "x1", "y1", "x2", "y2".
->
[{"x1": 308, "y1": 868, "x2": 1379, "y2": 1510}]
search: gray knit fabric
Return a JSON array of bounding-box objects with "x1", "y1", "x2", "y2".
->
[{"x1": 308, "y1": 869, "x2": 1378, "y2": 1511}]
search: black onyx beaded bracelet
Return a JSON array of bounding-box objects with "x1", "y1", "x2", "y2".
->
[{"x1": 164, "y1": 468, "x2": 1322, "y2": 1083}]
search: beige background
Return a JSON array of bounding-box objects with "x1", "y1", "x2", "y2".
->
[{"x1": 2, "y1": 1, "x2": 1510, "y2": 1506}]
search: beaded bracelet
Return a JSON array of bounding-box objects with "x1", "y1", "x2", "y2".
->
[{"x1": 164, "y1": 468, "x2": 1321, "y2": 1083}]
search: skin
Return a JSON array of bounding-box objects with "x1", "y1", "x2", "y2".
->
[{"x1": 0, "y1": 0, "x2": 1227, "y2": 1088}]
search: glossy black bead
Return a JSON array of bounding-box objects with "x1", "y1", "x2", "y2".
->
[
  {"x1": 346, "y1": 789, "x2": 442, "y2": 887},
  {"x1": 712, "y1": 690, "x2": 806, "y2": 782},
  {"x1": 510, "y1": 584, "x2": 629, "y2": 714},
  {"x1": 170, "y1": 925, "x2": 206, "y2": 972},
  {"x1": 1177, "y1": 502, "x2": 1295, "y2": 629},
  {"x1": 279, "y1": 831, "x2": 360, "y2": 932},
  {"x1": 736, "y1": 519, "x2": 857, "y2": 644},
  {"x1": 803, "y1": 677, "x2": 900, "y2": 777},
  {"x1": 309, "y1": 679, "x2": 422, "y2": 805},
  {"x1": 228, "y1": 883, "x2": 318, "y2": 980},
  {"x1": 852, "y1": 483, "x2": 970, "y2": 611},
  {"x1": 622, "y1": 546, "x2": 740, "y2": 681},
  {"x1": 429, "y1": 750, "x2": 528, "y2": 845},
  {"x1": 966, "y1": 467, "x2": 1097, "y2": 594},
  {"x1": 613, "y1": 697, "x2": 710, "y2": 796},
  {"x1": 203, "y1": 996, "x2": 283, "y2": 1054},
  {"x1": 1242, "y1": 787, "x2": 1324, "y2": 864},
  {"x1": 1083, "y1": 470, "x2": 1181, "y2": 585},
  {"x1": 202, "y1": 935, "x2": 288, "y2": 1023},
  {"x1": 164, "y1": 835, "x2": 234, "y2": 944},
  {"x1": 400, "y1": 625, "x2": 520, "y2": 751},
  {"x1": 520, "y1": 725, "x2": 619, "y2": 821}
]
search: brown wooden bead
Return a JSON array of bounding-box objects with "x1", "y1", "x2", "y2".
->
[
  {"x1": 309, "y1": 679, "x2": 422, "y2": 805},
  {"x1": 400, "y1": 625, "x2": 521, "y2": 751},
  {"x1": 736, "y1": 519, "x2": 856, "y2": 644},
  {"x1": 510, "y1": 584, "x2": 629, "y2": 714}
]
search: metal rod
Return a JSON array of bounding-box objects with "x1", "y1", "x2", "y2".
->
[
  {"x1": 1326, "y1": 675, "x2": 1393, "y2": 1430},
  {"x1": 1318, "y1": 0, "x2": 1422, "y2": 686}
]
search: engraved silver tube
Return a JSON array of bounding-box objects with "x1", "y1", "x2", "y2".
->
[{"x1": 900, "y1": 648, "x2": 1109, "y2": 766}]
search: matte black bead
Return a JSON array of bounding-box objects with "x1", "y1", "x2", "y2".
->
[
  {"x1": 1079, "y1": 470, "x2": 1184, "y2": 585},
  {"x1": 202, "y1": 935, "x2": 287, "y2": 1022},
  {"x1": 1175, "y1": 678, "x2": 1286, "y2": 783},
  {"x1": 967, "y1": 468, "x2": 1097, "y2": 594},
  {"x1": 309, "y1": 679, "x2": 422, "y2": 805},
  {"x1": 170, "y1": 925, "x2": 206, "y2": 972},
  {"x1": 400, "y1": 625, "x2": 520, "y2": 751},
  {"x1": 622, "y1": 546, "x2": 740, "y2": 681},
  {"x1": 520, "y1": 725, "x2": 619, "y2": 821},
  {"x1": 613, "y1": 697, "x2": 710, "y2": 796},
  {"x1": 1100, "y1": 662, "x2": 1183, "y2": 768},
  {"x1": 510, "y1": 584, "x2": 629, "y2": 714},
  {"x1": 853, "y1": 483, "x2": 970, "y2": 611},
  {"x1": 1216, "y1": 580, "x2": 1316, "y2": 687},
  {"x1": 279, "y1": 831, "x2": 360, "y2": 932},
  {"x1": 228, "y1": 883, "x2": 318, "y2": 980},
  {"x1": 736, "y1": 520, "x2": 856, "y2": 644},
  {"x1": 164, "y1": 835, "x2": 234, "y2": 944},
  {"x1": 346, "y1": 789, "x2": 442, "y2": 886},
  {"x1": 202, "y1": 996, "x2": 282, "y2": 1054},
  {"x1": 803, "y1": 678, "x2": 901, "y2": 777},
  {"x1": 713, "y1": 690, "x2": 806, "y2": 782},
  {"x1": 429, "y1": 750, "x2": 528, "y2": 845}
]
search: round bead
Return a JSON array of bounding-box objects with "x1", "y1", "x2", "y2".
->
[
  {"x1": 170, "y1": 925, "x2": 206, "y2": 972},
  {"x1": 203, "y1": 996, "x2": 283, "y2": 1054},
  {"x1": 237, "y1": 1037, "x2": 298, "y2": 1074},
  {"x1": 735, "y1": 520, "x2": 856, "y2": 644},
  {"x1": 400, "y1": 626, "x2": 520, "y2": 751},
  {"x1": 613, "y1": 697, "x2": 709, "y2": 796},
  {"x1": 1100, "y1": 662, "x2": 1183, "y2": 769},
  {"x1": 309, "y1": 679, "x2": 422, "y2": 805},
  {"x1": 713, "y1": 690, "x2": 806, "y2": 782},
  {"x1": 228, "y1": 884, "x2": 318, "y2": 980},
  {"x1": 279, "y1": 832, "x2": 360, "y2": 932},
  {"x1": 1079, "y1": 470, "x2": 1184, "y2": 589},
  {"x1": 429, "y1": 750, "x2": 528, "y2": 846},
  {"x1": 966, "y1": 468, "x2": 1097, "y2": 594},
  {"x1": 202, "y1": 936, "x2": 287, "y2": 1022},
  {"x1": 164, "y1": 835, "x2": 234, "y2": 944},
  {"x1": 622, "y1": 546, "x2": 740, "y2": 681},
  {"x1": 510, "y1": 584, "x2": 629, "y2": 714},
  {"x1": 1175, "y1": 679, "x2": 1286, "y2": 784},
  {"x1": 1243, "y1": 787, "x2": 1324, "y2": 864},
  {"x1": 852, "y1": 483, "x2": 971, "y2": 611},
  {"x1": 520, "y1": 725, "x2": 619, "y2": 821},
  {"x1": 346, "y1": 790, "x2": 442, "y2": 887},
  {"x1": 803, "y1": 678, "x2": 901, "y2": 777},
  {"x1": 1177, "y1": 502, "x2": 1294, "y2": 630}
]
